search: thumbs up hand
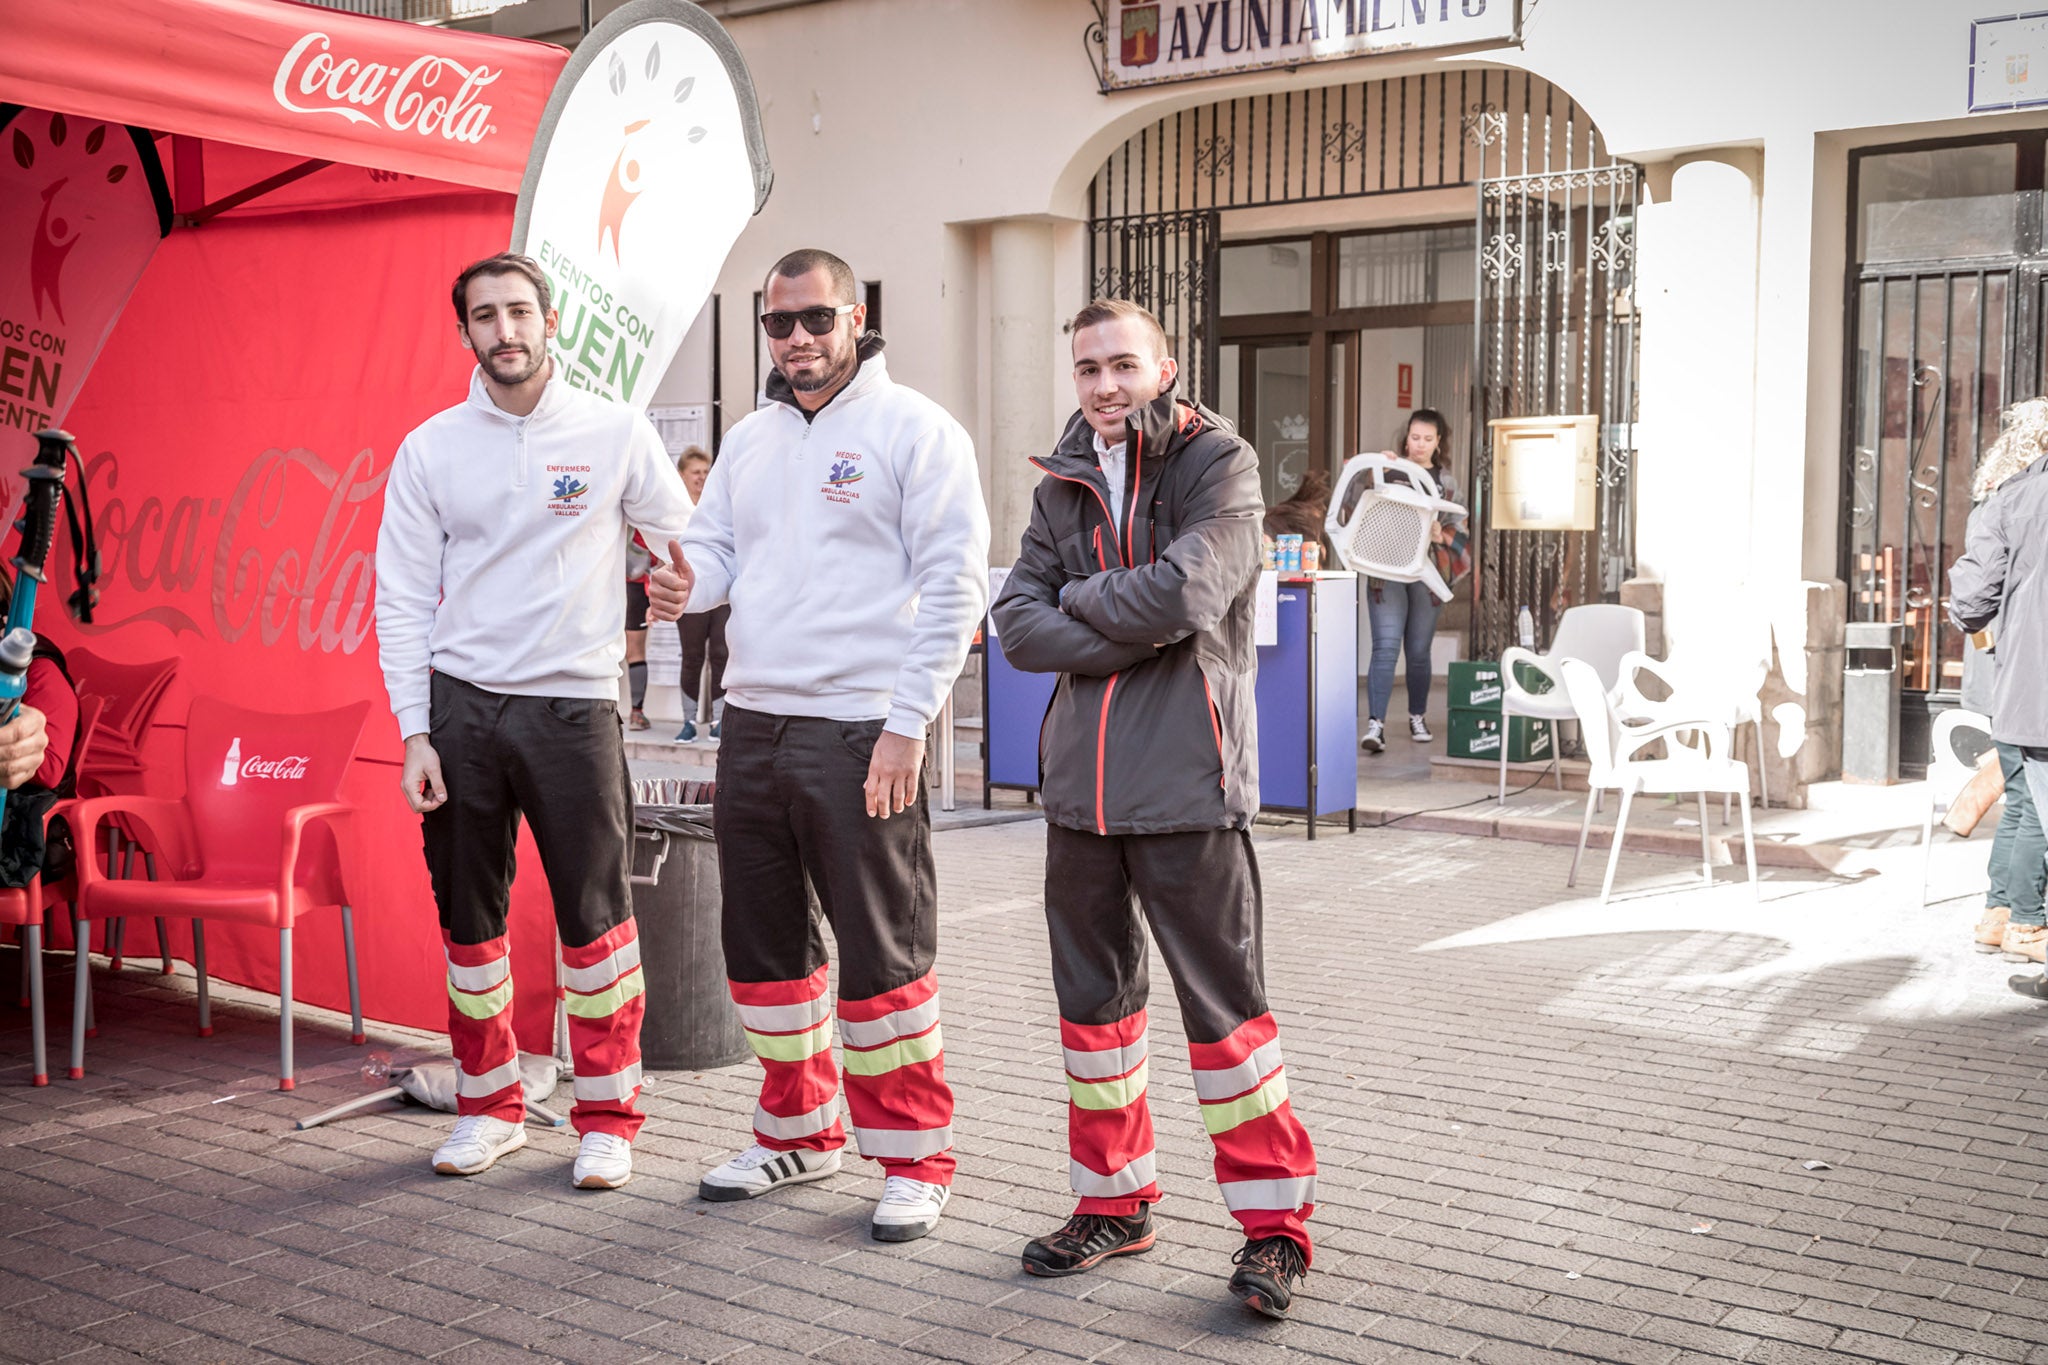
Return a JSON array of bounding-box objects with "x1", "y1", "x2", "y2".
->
[{"x1": 646, "y1": 539, "x2": 695, "y2": 623}]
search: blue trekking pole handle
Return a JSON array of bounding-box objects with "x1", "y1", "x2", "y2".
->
[{"x1": 0, "y1": 430, "x2": 74, "y2": 826}]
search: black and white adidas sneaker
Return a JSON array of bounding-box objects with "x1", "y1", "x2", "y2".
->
[{"x1": 698, "y1": 1143, "x2": 844, "y2": 1201}]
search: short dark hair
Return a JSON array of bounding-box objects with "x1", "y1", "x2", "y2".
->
[
  {"x1": 452, "y1": 253, "x2": 552, "y2": 323},
  {"x1": 765, "y1": 248, "x2": 857, "y2": 304},
  {"x1": 1068, "y1": 298, "x2": 1169, "y2": 358}
]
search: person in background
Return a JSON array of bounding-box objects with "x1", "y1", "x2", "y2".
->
[
  {"x1": 672, "y1": 445, "x2": 729, "y2": 743},
  {"x1": 1361, "y1": 408, "x2": 1466, "y2": 754},
  {"x1": 0, "y1": 707, "x2": 51, "y2": 791},
  {"x1": 0, "y1": 577, "x2": 63, "y2": 795},
  {"x1": 1949, "y1": 398, "x2": 2048, "y2": 1002},
  {"x1": 1954, "y1": 399, "x2": 2048, "y2": 975},
  {"x1": 625, "y1": 533, "x2": 654, "y2": 730}
]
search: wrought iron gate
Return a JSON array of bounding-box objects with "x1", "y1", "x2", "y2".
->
[
  {"x1": 1087, "y1": 209, "x2": 1222, "y2": 406},
  {"x1": 1469, "y1": 115, "x2": 1640, "y2": 658}
]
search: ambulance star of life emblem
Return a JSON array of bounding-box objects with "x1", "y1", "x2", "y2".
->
[{"x1": 1121, "y1": 4, "x2": 1161, "y2": 69}]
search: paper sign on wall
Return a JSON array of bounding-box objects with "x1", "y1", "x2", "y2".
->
[{"x1": 1255, "y1": 569, "x2": 1279, "y2": 647}]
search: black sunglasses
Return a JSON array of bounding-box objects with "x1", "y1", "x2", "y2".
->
[{"x1": 759, "y1": 302, "x2": 857, "y2": 339}]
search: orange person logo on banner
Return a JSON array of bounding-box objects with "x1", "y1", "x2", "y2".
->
[
  {"x1": 514, "y1": 0, "x2": 772, "y2": 410},
  {"x1": 0, "y1": 107, "x2": 169, "y2": 523}
]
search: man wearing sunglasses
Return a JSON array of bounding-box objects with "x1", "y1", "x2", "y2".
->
[{"x1": 646, "y1": 249, "x2": 988, "y2": 1242}]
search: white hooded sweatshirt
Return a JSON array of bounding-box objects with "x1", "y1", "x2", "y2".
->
[
  {"x1": 679, "y1": 345, "x2": 989, "y2": 738},
  {"x1": 375, "y1": 365, "x2": 695, "y2": 738}
]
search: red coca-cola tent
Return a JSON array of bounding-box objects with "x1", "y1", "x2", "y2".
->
[{"x1": 0, "y1": 0, "x2": 578, "y2": 1049}]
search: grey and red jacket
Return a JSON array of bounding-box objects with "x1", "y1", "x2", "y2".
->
[{"x1": 991, "y1": 393, "x2": 1264, "y2": 835}]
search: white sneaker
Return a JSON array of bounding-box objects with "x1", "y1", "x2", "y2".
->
[
  {"x1": 432, "y1": 1115, "x2": 527, "y2": 1176},
  {"x1": 871, "y1": 1175, "x2": 950, "y2": 1243},
  {"x1": 698, "y1": 1143, "x2": 843, "y2": 1202},
  {"x1": 572, "y1": 1132, "x2": 633, "y2": 1190},
  {"x1": 1409, "y1": 715, "x2": 1433, "y2": 742},
  {"x1": 1361, "y1": 718, "x2": 1385, "y2": 753}
]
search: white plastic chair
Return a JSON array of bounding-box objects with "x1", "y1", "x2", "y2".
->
[
  {"x1": 1324, "y1": 453, "x2": 1466, "y2": 602},
  {"x1": 1921, "y1": 708, "x2": 1996, "y2": 910},
  {"x1": 1497, "y1": 603, "x2": 1647, "y2": 802},
  {"x1": 1615, "y1": 649, "x2": 1771, "y2": 819},
  {"x1": 1560, "y1": 659, "x2": 1759, "y2": 906}
]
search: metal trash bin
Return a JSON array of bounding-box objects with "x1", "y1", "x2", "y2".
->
[
  {"x1": 1842, "y1": 621, "x2": 1902, "y2": 785},
  {"x1": 631, "y1": 804, "x2": 748, "y2": 1070}
]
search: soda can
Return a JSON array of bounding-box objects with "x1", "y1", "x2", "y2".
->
[{"x1": 1302, "y1": 540, "x2": 1322, "y2": 572}]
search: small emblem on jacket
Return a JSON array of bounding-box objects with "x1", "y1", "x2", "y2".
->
[
  {"x1": 549, "y1": 472, "x2": 591, "y2": 516},
  {"x1": 822, "y1": 452, "x2": 863, "y2": 503}
]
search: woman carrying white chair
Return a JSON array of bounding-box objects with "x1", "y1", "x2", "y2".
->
[{"x1": 1559, "y1": 659, "x2": 1759, "y2": 907}]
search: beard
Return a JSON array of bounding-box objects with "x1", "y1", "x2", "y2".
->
[
  {"x1": 481, "y1": 343, "x2": 546, "y2": 387},
  {"x1": 782, "y1": 337, "x2": 857, "y2": 394}
]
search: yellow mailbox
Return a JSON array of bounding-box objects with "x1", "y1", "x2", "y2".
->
[{"x1": 1488, "y1": 415, "x2": 1599, "y2": 532}]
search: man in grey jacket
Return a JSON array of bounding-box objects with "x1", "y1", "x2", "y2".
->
[
  {"x1": 1950, "y1": 453, "x2": 2048, "y2": 999},
  {"x1": 991, "y1": 299, "x2": 1316, "y2": 1319}
]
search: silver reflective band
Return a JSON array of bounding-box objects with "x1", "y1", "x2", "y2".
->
[
  {"x1": 561, "y1": 939, "x2": 642, "y2": 993},
  {"x1": 1219, "y1": 1175, "x2": 1318, "y2": 1212},
  {"x1": 734, "y1": 994, "x2": 834, "y2": 1034},
  {"x1": 1063, "y1": 1033, "x2": 1149, "y2": 1081},
  {"x1": 1069, "y1": 1151, "x2": 1157, "y2": 1198},
  {"x1": 1193, "y1": 1037, "x2": 1285, "y2": 1101},
  {"x1": 456, "y1": 1057, "x2": 521, "y2": 1098},
  {"x1": 571, "y1": 1062, "x2": 643, "y2": 1102},
  {"x1": 753, "y1": 1098, "x2": 841, "y2": 1141},
  {"x1": 445, "y1": 953, "x2": 509, "y2": 993},
  {"x1": 850, "y1": 1124, "x2": 954, "y2": 1159},
  {"x1": 837, "y1": 994, "x2": 942, "y2": 1049}
]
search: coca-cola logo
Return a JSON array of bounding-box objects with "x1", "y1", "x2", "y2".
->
[
  {"x1": 53, "y1": 445, "x2": 387, "y2": 655},
  {"x1": 242, "y1": 755, "x2": 311, "y2": 781},
  {"x1": 272, "y1": 33, "x2": 501, "y2": 144}
]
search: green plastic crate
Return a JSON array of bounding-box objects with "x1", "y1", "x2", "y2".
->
[
  {"x1": 1445, "y1": 660, "x2": 1503, "y2": 712},
  {"x1": 1448, "y1": 658, "x2": 1557, "y2": 713},
  {"x1": 1446, "y1": 709, "x2": 1554, "y2": 763}
]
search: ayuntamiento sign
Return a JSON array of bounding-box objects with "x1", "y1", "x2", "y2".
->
[{"x1": 1102, "y1": 0, "x2": 1520, "y2": 91}]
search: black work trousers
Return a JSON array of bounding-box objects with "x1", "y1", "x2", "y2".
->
[
  {"x1": 422, "y1": 671, "x2": 634, "y2": 950},
  {"x1": 1044, "y1": 823, "x2": 1268, "y2": 1043},
  {"x1": 712, "y1": 705, "x2": 934, "y2": 996}
]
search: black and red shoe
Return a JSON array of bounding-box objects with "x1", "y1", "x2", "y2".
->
[
  {"x1": 1229, "y1": 1234, "x2": 1308, "y2": 1318},
  {"x1": 1020, "y1": 1207, "x2": 1155, "y2": 1277}
]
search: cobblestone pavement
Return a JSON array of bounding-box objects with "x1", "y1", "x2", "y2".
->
[{"x1": 1, "y1": 818, "x2": 2044, "y2": 1363}]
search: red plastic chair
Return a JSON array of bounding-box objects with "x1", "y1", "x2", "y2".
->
[
  {"x1": 65, "y1": 649, "x2": 178, "y2": 761},
  {"x1": 66, "y1": 648, "x2": 180, "y2": 973},
  {"x1": 2, "y1": 699, "x2": 104, "y2": 1087},
  {"x1": 68, "y1": 696, "x2": 370, "y2": 1090}
]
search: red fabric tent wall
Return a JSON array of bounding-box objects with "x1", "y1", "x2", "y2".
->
[{"x1": 45, "y1": 157, "x2": 566, "y2": 1049}]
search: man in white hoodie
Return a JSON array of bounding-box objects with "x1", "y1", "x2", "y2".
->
[
  {"x1": 375, "y1": 253, "x2": 696, "y2": 1191},
  {"x1": 645, "y1": 249, "x2": 989, "y2": 1242}
]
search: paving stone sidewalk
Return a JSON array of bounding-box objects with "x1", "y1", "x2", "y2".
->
[{"x1": 1, "y1": 821, "x2": 2044, "y2": 1364}]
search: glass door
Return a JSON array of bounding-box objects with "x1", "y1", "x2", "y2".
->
[
  {"x1": 1218, "y1": 340, "x2": 1314, "y2": 507},
  {"x1": 1842, "y1": 133, "x2": 2047, "y2": 766}
]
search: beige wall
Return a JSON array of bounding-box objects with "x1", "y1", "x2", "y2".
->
[{"x1": 615, "y1": 0, "x2": 2041, "y2": 773}]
